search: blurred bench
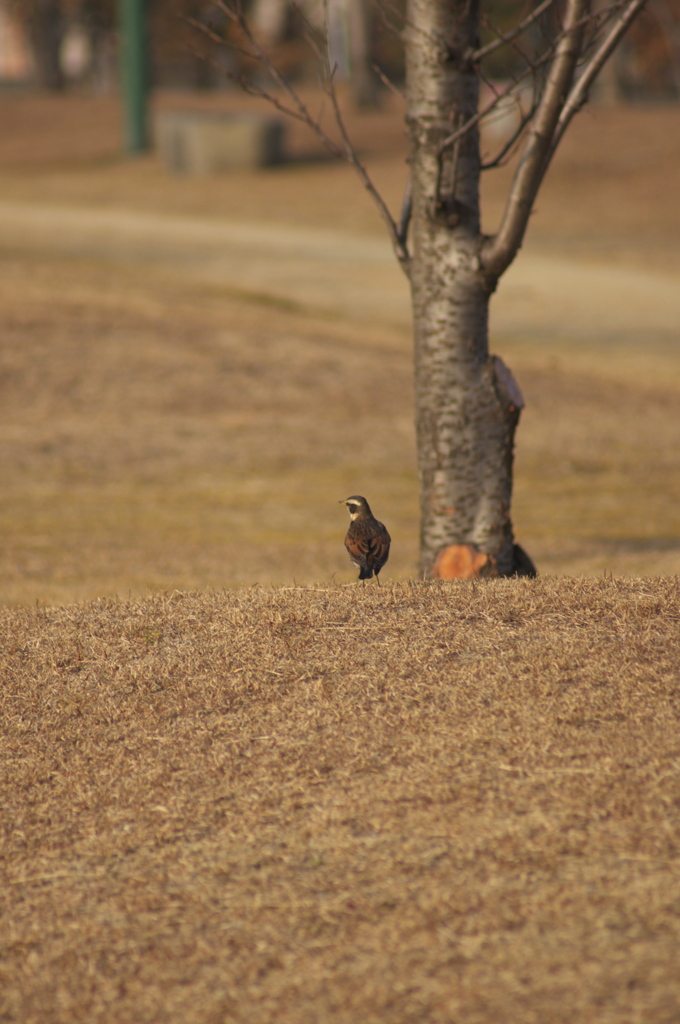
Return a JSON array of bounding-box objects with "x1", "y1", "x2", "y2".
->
[{"x1": 155, "y1": 111, "x2": 286, "y2": 174}]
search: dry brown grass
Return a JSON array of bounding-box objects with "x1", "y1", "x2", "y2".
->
[
  {"x1": 0, "y1": 92, "x2": 679, "y2": 602},
  {"x1": 1, "y1": 245, "x2": 679, "y2": 603},
  {"x1": 0, "y1": 250, "x2": 419, "y2": 602},
  {"x1": 2, "y1": 578, "x2": 680, "y2": 1023}
]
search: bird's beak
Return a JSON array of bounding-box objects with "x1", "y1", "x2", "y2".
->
[{"x1": 338, "y1": 500, "x2": 346, "y2": 505}]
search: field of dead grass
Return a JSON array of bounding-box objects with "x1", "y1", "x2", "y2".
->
[
  {"x1": 2, "y1": 577, "x2": 680, "y2": 1023},
  {"x1": 1, "y1": 242, "x2": 679, "y2": 605},
  {"x1": 0, "y1": 92, "x2": 679, "y2": 601}
]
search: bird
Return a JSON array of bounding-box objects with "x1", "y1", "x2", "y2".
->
[{"x1": 339, "y1": 495, "x2": 391, "y2": 583}]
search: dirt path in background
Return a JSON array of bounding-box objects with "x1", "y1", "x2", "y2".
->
[{"x1": 2, "y1": 199, "x2": 679, "y2": 355}]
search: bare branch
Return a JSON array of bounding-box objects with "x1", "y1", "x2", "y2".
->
[
  {"x1": 195, "y1": 7, "x2": 357, "y2": 162},
  {"x1": 438, "y1": 2, "x2": 627, "y2": 158},
  {"x1": 289, "y1": 2, "x2": 326, "y2": 63},
  {"x1": 213, "y1": 1, "x2": 337, "y2": 132},
  {"x1": 480, "y1": 96, "x2": 540, "y2": 170},
  {"x1": 468, "y1": 0, "x2": 630, "y2": 121},
  {"x1": 194, "y1": 0, "x2": 411, "y2": 276},
  {"x1": 550, "y1": 0, "x2": 649, "y2": 152},
  {"x1": 482, "y1": 0, "x2": 590, "y2": 281},
  {"x1": 322, "y1": 54, "x2": 411, "y2": 269},
  {"x1": 436, "y1": 58, "x2": 551, "y2": 157},
  {"x1": 372, "y1": 63, "x2": 406, "y2": 101},
  {"x1": 471, "y1": 0, "x2": 558, "y2": 63},
  {"x1": 375, "y1": 0, "x2": 407, "y2": 38}
]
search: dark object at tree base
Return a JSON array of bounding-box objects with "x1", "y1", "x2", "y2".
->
[
  {"x1": 511, "y1": 544, "x2": 538, "y2": 578},
  {"x1": 431, "y1": 543, "x2": 537, "y2": 580}
]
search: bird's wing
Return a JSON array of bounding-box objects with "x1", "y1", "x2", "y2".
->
[
  {"x1": 345, "y1": 534, "x2": 371, "y2": 559},
  {"x1": 367, "y1": 530, "x2": 390, "y2": 566}
]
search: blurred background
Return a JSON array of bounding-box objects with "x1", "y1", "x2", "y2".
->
[
  {"x1": 0, "y1": 0, "x2": 679, "y2": 604},
  {"x1": 1, "y1": 0, "x2": 679, "y2": 99}
]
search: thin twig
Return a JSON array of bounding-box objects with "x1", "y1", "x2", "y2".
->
[
  {"x1": 320, "y1": 28, "x2": 411, "y2": 268},
  {"x1": 436, "y1": 55, "x2": 552, "y2": 157},
  {"x1": 482, "y1": 0, "x2": 591, "y2": 280},
  {"x1": 209, "y1": 1, "x2": 349, "y2": 157},
  {"x1": 480, "y1": 97, "x2": 540, "y2": 170},
  {"x1": 550, "y1": 0, "x2": 650, "y2": 152},
  {"x1": 437, "y1": 0, "x2": 634, "y2": 161},
  {"x1": 185, "y1": 36, "x2": 344, "y2": 145},
  {"x1": 372, "y1": 63, "x2": 406, "y2": 101},
  {"x1": 194, "y1": 0, "x2": 411, "y2": 275},
  {"x1": 476, "y1": 62, "x2": 541, "y2": 169},
  {"x1": 289, "y1": 1, "x2": 326, "y2": 63},
  {"x1": 471, "y1": 0, "x2": 558, "y2": 63},
  {"x1": 374, "y1": 0, "x2": 406, "y2": 43}
]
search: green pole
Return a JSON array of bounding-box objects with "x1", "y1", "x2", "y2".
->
[{"x1": 119, "y1": 0, "x2": 149, "y2": 154}]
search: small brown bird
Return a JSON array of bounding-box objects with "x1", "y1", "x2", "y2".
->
[{"x1": 339, "y1": 495, "x2": 391, "y2": 583}]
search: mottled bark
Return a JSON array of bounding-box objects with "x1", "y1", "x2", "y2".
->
[{"x1": 406, "y1": 0, "x2": 523, "y2": 576}]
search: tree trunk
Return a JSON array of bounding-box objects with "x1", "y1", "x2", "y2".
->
[
  {"x1": 27, "y1": 0, "x2": 65, "y2": 90},
  {"x1": 406, "y1": 0, "x2": 525, "y2": 578},
  {"x1": 250, "y1": 0, "x2": 289, "y2": 46},
  {"x1": 346, "y1": 0, "x2": 379, "y2": 108}
]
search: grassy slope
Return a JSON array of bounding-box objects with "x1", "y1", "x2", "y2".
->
[{"x1": 2, "y1": 578, "x2": 680, "y2": 1023}]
